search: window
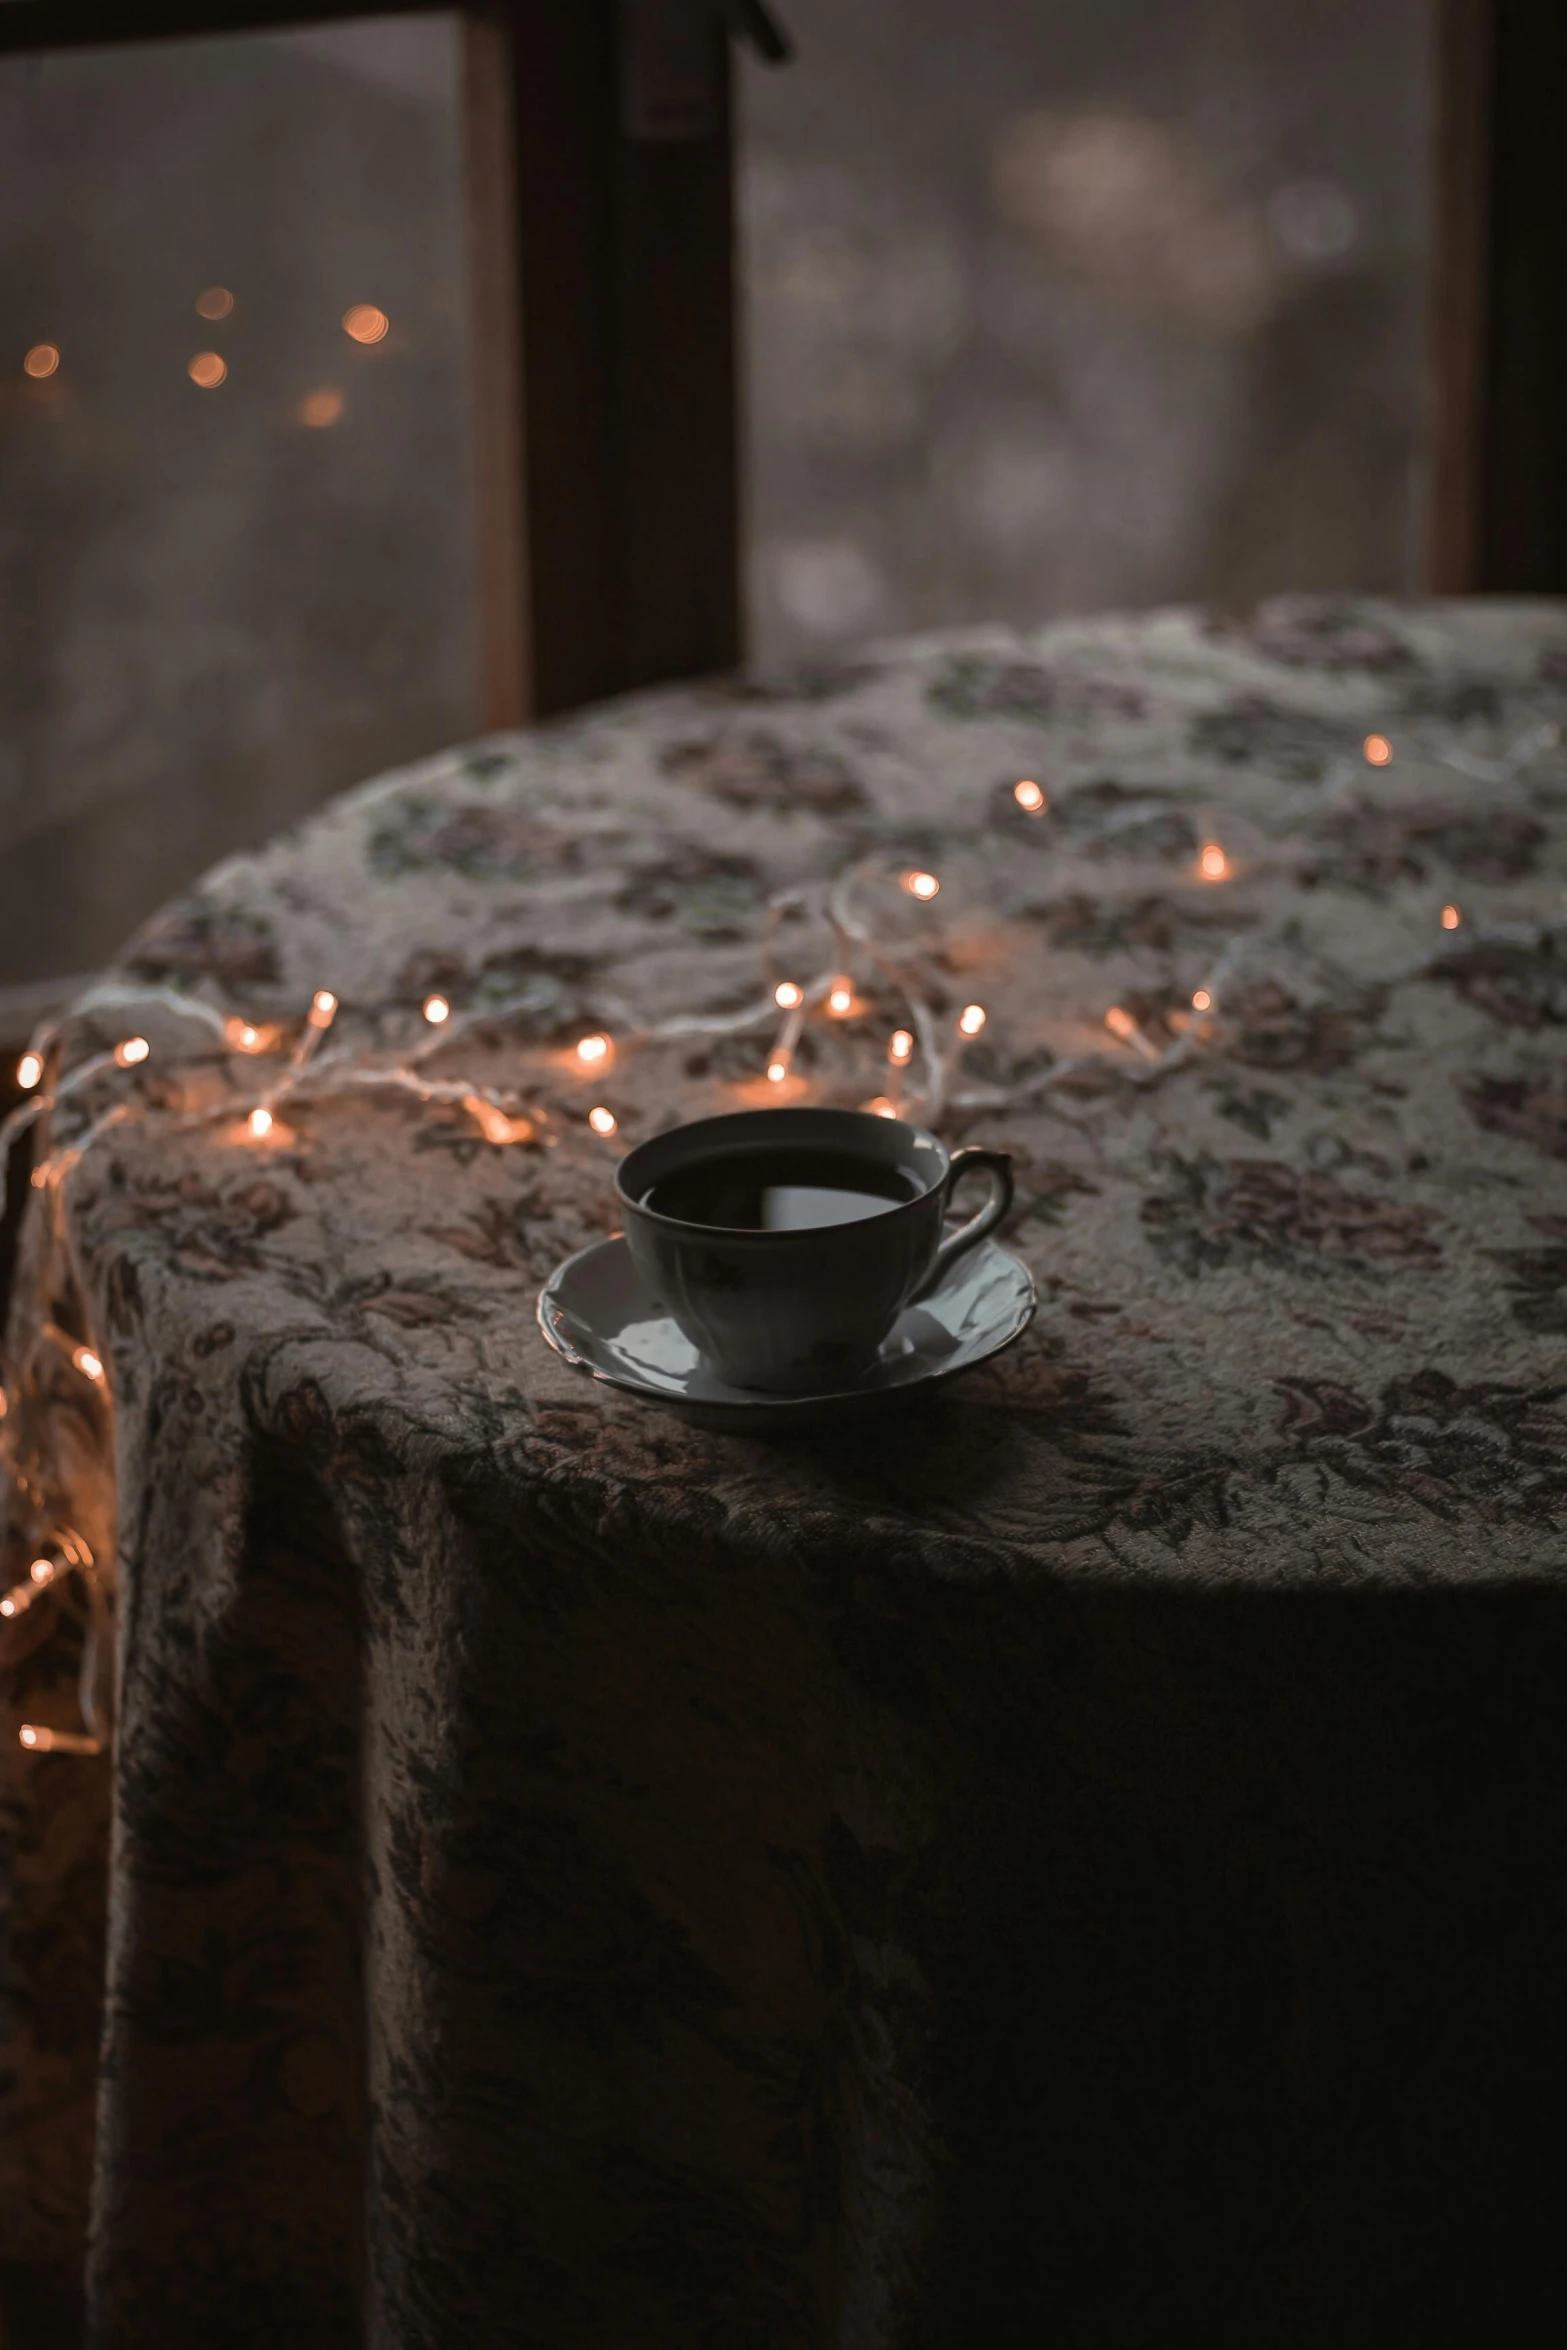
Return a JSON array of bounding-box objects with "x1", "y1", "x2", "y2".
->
[
  {"x1": 1, "y1": 0, "x2": 1443, "y2": 988},
  {"x1": 742, "y1": 0, "x2": 1430, "y2": 658},
  {"x1": 0, "y1": 15, "x2": 475, "y2": 988}
]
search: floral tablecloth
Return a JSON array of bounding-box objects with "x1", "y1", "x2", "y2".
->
[{"x1": 5, "y1": 597, "x2": 1567, "y2": 2347}]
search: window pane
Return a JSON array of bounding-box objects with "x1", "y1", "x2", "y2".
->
[
  {"x1": 742, "y1": 0, "x2": 1431, "y2": 661},
  {"x1": 0, "y1": 16, "x2": 476, "y2": 987}
]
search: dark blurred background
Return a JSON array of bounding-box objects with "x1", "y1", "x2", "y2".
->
[{"x1": 0, "y1": 1, "x2": 1430, "y2": 991}]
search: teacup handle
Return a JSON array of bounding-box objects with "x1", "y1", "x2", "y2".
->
[{"x1": 917, "y1": 1147, "x2": 1014, "y2": 1298}]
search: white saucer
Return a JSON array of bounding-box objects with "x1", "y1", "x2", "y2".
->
[{"x1": 537, "y1": 1233, "x2": 1036, "y2": 1429}]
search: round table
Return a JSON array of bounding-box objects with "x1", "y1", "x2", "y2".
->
[{"x1": 6, "y1": 597, "x2": 1567, "y2": 2345}]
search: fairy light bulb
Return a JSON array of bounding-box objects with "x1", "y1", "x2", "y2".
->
[
  {"x1": 1364, "y1": 733, "x2": 1392, "y2": 767},
  {"x1": 576, "y1": 1033, "x2": 609, "y2": 1067},
  {"x1": 588, "y1": 1106, "x2": 617, "y2": 1136},
  {"x1": 1198, "y1": 842, "x2": 1229, "y2": 881},
  {"x1": 422, "y1": 995, "x2": 450, "y2": 1025},
  {"x1": 308, "y1": 990, "x2": 338, "y2": 1029},
  {"x1": 1105, "y1": 1006, "x2": 1137, "y2": 1042},
  {"x1": 864, "y1": 1097, "x2": 898, "y2": 1119},
  {"x1": 248, "y1": 1108, "x2": 273, "y2": 1139},
  {"x1": 16, "y1": 1051, "x2": 42, "y2": 1091},
  {"x1": 904, "y1": 870, "x2": 940, "y2": 901},
  {"x1": 767, "y1": 1059, "x2": 789, "y2": 1084},
  {"x1": 462, "y1": 1093, "x2": 533, "y2": 1146},
  {"x1": 114, "y1": 1036, "x2": 150, "y2": 1067},
  {"x1": 1192, "y1": 988, "x2": 1212, "y2": 1012},
  {"x1": 18, "y1": 1724, "x2": 98, "y2": 1754},
  {"x1": 72, "y1": 1346, "x2": 104, "y2": 1383},
  {"x1": 958, "y1": 1004, "x2": 986, "y2": 1036},
  {"x1": 889, "y1": 1030, "x2": 913, "y2": 1065},
  {"x1": 1441, "y1": 903, "x2": 1461, "y2": 930},
  {"x1": 227, "y1": 1019, "x2": 261, "y2": 1052},
  {"x1": 29, "y1": 1558, "x2": 53, "y2": 1584},
  {"x1": 773, "y1": 980, "x2": 803, "y2": 1010},
  {"x1": 827, "y1": 982, "x2": 854, "y2": 1017},
  {"x1": 1013, "y1": 779, "x2": 1046, "y2": 813}
]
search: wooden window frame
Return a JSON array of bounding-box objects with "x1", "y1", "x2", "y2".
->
[{"x1": 1430, "y1": 0, "x2": 1567, "y2": 591}]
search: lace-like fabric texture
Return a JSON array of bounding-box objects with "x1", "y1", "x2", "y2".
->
[{"x1": 4, "y1": 596, "x2": 1567, "y2": 2344}]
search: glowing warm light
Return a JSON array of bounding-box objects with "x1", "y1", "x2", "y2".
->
[
  {"x1": 889, "y1": 1030, "x2": 914, "y2": 1064},
  {"x1": 195, "y1": 287, "x2": 234, "y2": 321},
  {"x1": 773, "y1": 981, "x2": 803, "y2": 1010},
  {"x1": 188, "y1": 351, "x2": 228, "y2": 389},
  {"x1": 225, "y1": 1018, "x2": 266, "y2": 1053},
  {"x1": 767, "y1": 1060, "x2": 789, "y2": 1084},
  {"x1": 1192, "y1": 988, "x2": 1212, "y2": 1012},
  {"x1": 309, "y1": 990, "x2": 338, "y2": 1026},
  {"x1": 16, "y1": 1052, "x2": 42, "y2": 1091},
  {"x1": 114, "y1": 1036, "x2": 150, "y2": 1067},
  {"x1": 247, "y1": 1108, "x2": 273, "y2": 1139},
  {"x1": 1198, "y1": 842, "x2": 1229, "y2": 881},
  {"x1": 343, "y1": 304, "x2": 390, "y2": 345},
  {"x1": 18, "y1": 1724, "x2": 98, "y2": 1755},
  {"x1": 1441, "y1": 903, "x2": 1461, "y2": 930},
  {"x1": 462, "y1": 1093, "x2": 533, "y2": 1146},
  {"x1": 904, "y1": 870, "x2": 940, "y2": 900},
  {"x1": 588, "y1": 1106, "x2": 617, "y2": 1137},
  {"x1": 299, "y1": 387, "x2": 345, "y2": 429},
  {"x1": 576, "y1": 1033, "x2": 610, "y2": 1066},
  {"x1": 1364, "y1": 733, "x2": 1392, "y2": 767},
  {"x1": 1105, "y1": 1007, "x2": 1138, "y2": 1042},
  {"x1": 864, "y1": 1097, "x2": 899, "y2": 1119},
  {"x1": 828, "y1": 983, "x2": 854, "y2": 1016},
  {"x1": 422, "y1": 994, "x2": 451, "y2": 1025},
  {"x1": 1013, "y1": 779, "x2": 1046, "y2": 813},
  {"x1": 23, "y1": 343, "x2": 60, "y2": 379},
  {"x1": 5, "y1": 1561, "x2": 56, "y2": 1616},
  {"x1": 72, "y1": 1346, "x2": 104, "y2": 1383},
  {"x1": 958, "y1": 1003, "x2": 987, "y2": 1036}
]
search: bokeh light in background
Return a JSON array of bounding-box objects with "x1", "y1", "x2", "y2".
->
[
  {"x1": 0, "y1": 16, "x2": 475, "y2": 987},
  {"x1": 298, "y1": 386, "x2": 345, "y2": 428},
  {"x1": 343, "y1": 302, "x2": 389, "y2": 344}
]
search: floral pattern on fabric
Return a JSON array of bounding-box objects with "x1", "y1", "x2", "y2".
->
[{"x1": 5, "y1": 595, "x2": 1567, "y2": 2346}]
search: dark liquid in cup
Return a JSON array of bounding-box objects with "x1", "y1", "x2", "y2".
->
[{"x1": 644, "y1": 1145, "x2": 922, "y2": 1231}]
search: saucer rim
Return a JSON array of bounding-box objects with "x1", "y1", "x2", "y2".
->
[{"x1": 536, "y1": 1231, "x2": 1036, "y2": 1416}]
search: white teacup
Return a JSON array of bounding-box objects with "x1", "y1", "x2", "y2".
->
[{"x1": 616, "y1": 1106, "x2": 1013, "y2": 1393}]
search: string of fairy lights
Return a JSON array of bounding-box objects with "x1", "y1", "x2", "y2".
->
[{"x1": 1, "y1": 716, "x2": 1561, "y2": 1757}]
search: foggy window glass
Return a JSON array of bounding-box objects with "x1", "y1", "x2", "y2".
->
[
  {"x1": 2, "y1": 3, "x2": 1437, "y2": 989},
  {"x1": 741, "y1": 0, "x2": 1432, "y2": 661},
  {"x1": 0, "y1": 16, "x2": 476, "y2": 989}
]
